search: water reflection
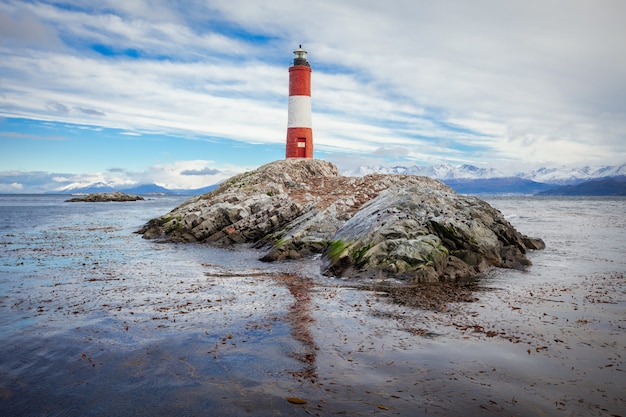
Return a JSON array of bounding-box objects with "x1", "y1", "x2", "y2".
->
[{"x1": 278, "y1": 273, "x2": 318, "y2": 383}]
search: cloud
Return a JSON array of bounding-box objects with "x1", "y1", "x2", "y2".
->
[
  {"x1": 0, "y1": 158, "x2": 251, "y2": 193},
  {"x1": 44, "y1": 102, "x2": 106, "y2": 117},
  {"x1": 372, "y1": 147, "x2": 410, "y2": 157},
  {"x1": 132, "y1": 160, "x2": 237, "y2": 189},
  {"x1": 206, "y1": 0, "x2": 626, "y2": 166},
  {"x1": 0, "y1": 182, "x2": 23, "y2": 192},
  {"x1": 0, "y1": 170, "x2": 69, "y2": 193},
  {"x1": 46, "y1": 101, "x2": 70, "y2": 114},
  {"x1": 0, "y1": 0, "x2": 624, "y2": 174},
  {"x1": 75, "y1": 107, "x2": 106, "y2": 116},
  {"x1": 0, "y1": 7, "x2": 63, "y2": 49},
  {"x1": 0, "y1": 131, "x2": 67, "y2": 141},
  {"x1": 181, "y1": 167, "x2": 221, "y2": 176}
]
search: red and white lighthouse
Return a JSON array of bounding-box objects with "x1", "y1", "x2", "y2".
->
[{"x1": 286, "y1": 45, "x2": 313, "y2": 158}]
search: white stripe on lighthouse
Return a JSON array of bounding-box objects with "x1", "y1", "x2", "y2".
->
[{"x1": 287, "y1": 96, "x2": 312, "y2": 128}]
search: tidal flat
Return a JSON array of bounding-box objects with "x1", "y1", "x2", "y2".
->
[{"x1": 0, "y1": 195, "x2": 624, "y2": 416}]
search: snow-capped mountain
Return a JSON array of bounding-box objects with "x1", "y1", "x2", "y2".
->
[
  {"x1": 517, "y1": 165, "x2": 626, "y2": 185},
  {"x1": 346, "y1": 163, "x2": 626, "y2": 184},
  {"x1": 344, "y1": 163, "x2": 626, "y2": 195},
  {"x1": 348, "y1": 164, "x2": 506, "y2": 180},
  {"x1": 57, "y1": 182, "x2": 117, "y2": 194}
]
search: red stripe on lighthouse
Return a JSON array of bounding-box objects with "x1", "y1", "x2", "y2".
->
[
  {"x1": 289, "y1": 66, "x2": 311, "y2": 96},
  {"x1": 286, "y1": 127, "x2": 313, "y2": 158}
]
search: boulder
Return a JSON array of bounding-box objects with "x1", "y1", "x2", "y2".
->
[
  {"x1": 138, "y1": 159, "x2": 544, "y2": 282},
  {"x1": 320, "y1": 185, "x2": 544, "y2": 282}
]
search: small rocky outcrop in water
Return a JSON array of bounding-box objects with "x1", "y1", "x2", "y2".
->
[
  {"x1": 138, "y1": 159, "x2": 545, "y2": 282},
  {"x1": 66, "y1": 192, "x2": 144, "y2": 202}
]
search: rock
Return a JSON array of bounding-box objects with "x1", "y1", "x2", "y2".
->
[
  {"x1": 66, "y1": 192, "x2": 144, "y2": 202},
  {"x1": 320, "y1": 186, "x2": 541, "y2": 282},
  {"x1": 522, "y1": 236, "x2": 547, "y2": 250},
  {"x1": 138, "y1": 159, "x2": 544, "y2": 282}
]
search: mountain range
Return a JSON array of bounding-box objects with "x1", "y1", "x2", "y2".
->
[
  {"x1": 345, "y1": 163, "x2": 626, "y2": 196},
  {"x1": 52, "y1": 163, "x2": 626, "y2": 196},
  {"x1": 54, "y1": 182, "x2": 219, "y2": 196},
  {"x1": 346, "y1": 163, "x2": 626, "y2": 184}
]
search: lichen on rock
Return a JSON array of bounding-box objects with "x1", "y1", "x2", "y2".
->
[{"x1": 137, "y1": 159, "x2": 545, "y2": 282}]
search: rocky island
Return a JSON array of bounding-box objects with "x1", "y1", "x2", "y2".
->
[
  {"x1": 138, "y1": 159, "x2": 544, "y2": 282},
  {"x1": 66, "y1": 191, "x2": 144, "y2": 202}
]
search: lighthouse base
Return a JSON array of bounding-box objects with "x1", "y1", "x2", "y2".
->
[{"x1": 286, "y1": 127, "x2": 313, "y2": 159}]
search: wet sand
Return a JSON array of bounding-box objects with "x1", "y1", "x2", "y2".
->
[
  {"x1": 1, "y1": 196, "x2": 624, "y2": 416},
  {"x1": 1, "y1": 255, "x2": 624, "y2": 416}
]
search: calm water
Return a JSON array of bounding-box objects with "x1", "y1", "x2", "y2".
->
[{"x1": 0, "y1": 194, "x2": 624, "y2": 416}]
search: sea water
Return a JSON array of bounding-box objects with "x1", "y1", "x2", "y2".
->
[{"x1": 0, "y1": 194, "x2": 624, "y2": 416}]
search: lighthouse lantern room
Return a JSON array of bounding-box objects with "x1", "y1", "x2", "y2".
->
[{"x1": 286, "y1": 46, "x2": 313, "y2": 159}]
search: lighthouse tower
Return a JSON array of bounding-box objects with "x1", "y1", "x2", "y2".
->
[{"x1": 286, "y1": 46, "x2": 313, "y2": 158}]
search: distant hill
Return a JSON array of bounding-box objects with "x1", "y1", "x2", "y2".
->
[
  {"x1": 183, "y1": 184, "x2": 220, "y2": 195},
  {"x1": 536, "y1": 176, "x2": 626, "y2": 196},
  {"x1": 121, "y1": 184, "x2": 172, "y2": 194},
  {"x1": 51, "y1": 183, "x2": 219, "y2": 196}
]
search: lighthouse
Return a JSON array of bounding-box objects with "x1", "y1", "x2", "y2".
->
[{"x1": 286, "y1": 45, "x2": 313, "y2": 158}]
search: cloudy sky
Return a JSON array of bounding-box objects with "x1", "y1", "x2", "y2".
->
[{"x1": 1, "y1": 0, "x2": 625, "y2": 192}]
